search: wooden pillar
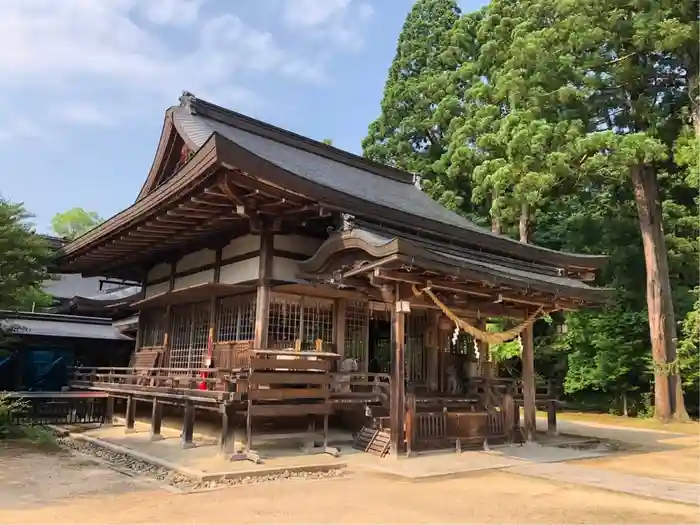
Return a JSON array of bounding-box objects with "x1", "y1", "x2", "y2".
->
[
  {"x1": 150, "y1": 398, "x2": 163, "y2": 441},
  {"x1": 334, "y1": 298, "x2": 347, "y2": 357},
  {"x1": 521, "y1": 324, "x2": 537, "y2": 442},
  {"x1": 547, "y1": 400, "x2": 558, "y2": 436},
  {"x1": 219, "y1": 403, "x2": 232, "y2": 455},
  {"x1": 389, "y1": 285, "x2": 406, "y2": 458},
  {"x1": 125, "y1": 395, "x2": 136, "y2": 433},
  {"x1": 476, "y1": 318, "x2": 491, "y2": 377},
  {"x1": 181, "y1": 399, "x2": 195, "y2": 449},
  {"x1": 104, "y1": 396, "x2": 114, "y2": 427},
  {"x1": 426, "y1": 310, "x2": 439, "y2": 393},
  {"x1": 405, "y1": 392, "x2": 416, "y2": 457},
  {"x1": 502, "y1": 392, "x2": 515, "y2": 444},
  {"x1": 254, "y1": 226, "x2": 273, "y2": 349}
]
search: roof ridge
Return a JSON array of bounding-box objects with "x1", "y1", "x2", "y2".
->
[{"x1": 178, "y1": 91, "x2": 416, "y2": 185}]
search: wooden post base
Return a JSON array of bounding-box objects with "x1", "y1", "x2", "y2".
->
[{"x1": 228, "y1": 450, "x2": 262, "y2": 464}]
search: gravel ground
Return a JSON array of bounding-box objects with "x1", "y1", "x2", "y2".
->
[{"x1": 1, "y1": 440, "x2": 698, "y2": 524}]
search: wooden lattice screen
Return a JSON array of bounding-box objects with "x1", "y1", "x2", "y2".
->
[
  {"x1": 166, "y1": 302, "x2": 210, "y2": 369},
  {"x1": 267, "y1": 294, "x2": 334, "y2": 350},
  {"x1": 344, "y1": 300, "x2": 369, "y2": 366}
]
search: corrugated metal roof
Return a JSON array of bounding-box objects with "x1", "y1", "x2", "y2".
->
[
  {"x1": 5, "y1": 318, "x2": 132, "y2": 340},
  {"x1": 1, "y1": 312, "x2": 133, "y2": 341}
]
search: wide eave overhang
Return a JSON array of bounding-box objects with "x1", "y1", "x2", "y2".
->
[{"x1": 55, "y1": 93, "x2": 610, "y2": 282}]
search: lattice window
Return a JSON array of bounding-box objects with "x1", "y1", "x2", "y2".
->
[
  {"x1": 267, "y1": 294, "x2": 334, "y2": 350},
  {"x1": 167, "y1": 302, "x2": 210, "y2": 369},
  {"x1": 267, "y1": 295, "x2": 302, "y2": 348},
  {"x1": 345, "y1": 300, "x2": 368, "y2": 364},
  {"x1": 141, "y1": 308, "x2": 166, "y2": 348},
  {"x1": 448, "y1": 332, "x2": 475, "y2": 356},
  {"x1": 302, "y1": 298, "x2": 334, "y2": 346},
  {"x1": 405, "y1": 309, "x2": 429, "y2": 383},
  {"x1": 217, "y1": 294, "x2": 256, "y2": 342}
]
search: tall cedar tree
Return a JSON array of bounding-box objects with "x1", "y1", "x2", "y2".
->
[
  {"x1": 0, "y1": 199, "x2": 52, "y2": 312},
  {"x1": 378, "y1": 0, "x2": 699, "y2": 419},
  {"x1": 363, "y1": 0, "x2": 461, "y2": 207}
]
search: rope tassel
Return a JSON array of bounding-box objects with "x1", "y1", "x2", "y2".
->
[{"x1": 412, "y1": 284, "x2": 545, "y2": 344}]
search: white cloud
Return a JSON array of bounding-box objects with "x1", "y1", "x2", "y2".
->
[
  {"x1": 282, "y1": 0, "x2": 374, "y2": 49},
  {"x1": 51, "y1": 104, "x2": 115, "y2": 127},
  {"x1": 136, "y1": 0, "x2": 204, "y2": 26},
  {"x1": 0, "y1": 118, "x2": 57, "y2": 143},
  {"x1": 0, "y1": 0, "x2": 361, "y2": 142}
]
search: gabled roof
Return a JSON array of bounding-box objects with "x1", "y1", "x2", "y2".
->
[{"x1": 56, "y1": 92, "x2": 609, "y2": 275}]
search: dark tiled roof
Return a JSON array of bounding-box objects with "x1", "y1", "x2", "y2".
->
[
  {"x1": 174, "y1": 93, "x2": 608, "y2": 271},
  {"x1": 307, "y1": 226, "x2": 611, "y2": 303}
]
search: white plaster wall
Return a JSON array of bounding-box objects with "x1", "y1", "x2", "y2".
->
[
  {"x1": 147, "y1": 263, "x2": 170, "y2": 282},
  {"x1": 173, "y1": 269, "x2": 215, "y2": 291},
  {"x1": 176, "y1": 248, "x2": 216, "y2": 273},
  {"x1": 144, "y1": 281, "x2": 169, "y2": 299},
  {"x1": 219, "y1": 257, "x2": 259, "y2": 284},
  {"x1": 272, "y1": 257, "x2": 302, "y2": 282},
  {"x1": 222, "y1": 234, "x2": 260, "y2": 259},
  {"x1": 273, "y1": 234, "x2": 322, "y2": 256}
]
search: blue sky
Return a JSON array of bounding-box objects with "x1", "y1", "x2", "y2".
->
[{"x1": 0, "y1": 0, "x2": 487, "y2": 234}]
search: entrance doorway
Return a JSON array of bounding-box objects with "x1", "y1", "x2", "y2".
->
[{"x1": 368, "y1": 318, "x2": 390, "y2": 374}]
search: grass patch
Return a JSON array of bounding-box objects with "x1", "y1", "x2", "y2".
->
[
  {"x1": 0, "y1": 425, "x2": 60, "y2": 452},
  {"x1": 537, "y1": 410, "x2": 700, "y2": 435}
]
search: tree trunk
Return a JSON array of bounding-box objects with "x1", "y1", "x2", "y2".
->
[
  {"x1": 622, "y1": 391, "x2": 628, "y2": 417},
  {"x1": 491, "y1": 189, "x2": 502, "y2": 235},
  {"x1": 519, "y1": 202, "x2": 537, "y2": 441},
  {"x1": 630, "y1": 164, "x2": 673, "y2": 422}
]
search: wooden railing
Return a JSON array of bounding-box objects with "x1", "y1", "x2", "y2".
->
[
  {"x1": 69, "y1": 367, "x2": 238, "y2": 403},
  {"x1": 69, "y1": 366, "x2": 392, "y2": 408},
  {"x1": 405, "y1": 391, "x2": 518, "y2": 455},
  {"x1": 4, "y1": 391, "x2": 109, "y2": 426}
]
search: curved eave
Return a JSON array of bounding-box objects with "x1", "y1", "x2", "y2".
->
[
  {"x1": 55, "y1": 134, "x2": 222, "y2": 269},
  {"x1": 299, "y1": 231, "x2": 612, "y2": 306}
]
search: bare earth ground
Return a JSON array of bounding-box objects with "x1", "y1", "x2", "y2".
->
[{"x1": 1, "y1": 445, "x2": 698, "y2": 525}]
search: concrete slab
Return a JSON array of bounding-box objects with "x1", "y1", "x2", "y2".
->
[
  {"x1": 76, "y1": 422, "x2": 353, "y2": 481},
  {"x1": 346, "y1": 443, "x2": 608, "y2": 480},
  {"x1": 507, "y1": 462, "x2": 700, "y2": 506}
]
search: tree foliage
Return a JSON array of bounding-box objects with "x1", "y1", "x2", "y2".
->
[
  {"x1": 51, "y1": 207, "x2": 103, "y2": 240},
  {"x1": 367, "y1": 0, "x2": 699, "y2": 417},
  {"x1": 0, "y1": 199, "x2": 52, "y2": 312},
  {"x1": 363, "y1": 0, "x2": 463, "y2": 210}
]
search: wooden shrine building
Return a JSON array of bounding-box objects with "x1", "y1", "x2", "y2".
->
[{"x1": 56, "y1": 92, "x2": 610, "y2": 459}]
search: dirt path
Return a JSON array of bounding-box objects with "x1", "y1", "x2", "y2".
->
[{"x1": 0, "y1": 447, "x2": 697, "y2": 525}]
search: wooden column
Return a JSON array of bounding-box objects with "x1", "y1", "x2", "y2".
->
[
  {"x1": 334, "y1": 298, "x2": 347, "y2": 357},
  {"x1": 426, "y1": 310, "x2": 439, "y2": 393},
  {"x1": 547, "y1": 400, "x2": 558, "y2": 436},
  {"x1": 181, "y1": 399, "x2": 195, "y2": 449},
  {"x1": 389, "y1": 285, "x2": 406, "y2": 458},
  {"x1": 476, "y1": 318, "x2": 492, "y2": 377},
  {"x1": 254, "y1": 227, "x2": 273, "y2": 349},
  {"x1": 150, "y1": 398, "x2": 163, "y2": 441},
  {"x1": 104, "y1": 396, "x2": 114, "y2": 427},
  {"x1": 521, "y1": 323, "x2": 537, "y2": 442},
  {"x1": 125, "y1": 395, "x2": 136, "y2": 434},
  {"x1": 219, "y1": 403, "x2": 232, "y2": 456}
]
